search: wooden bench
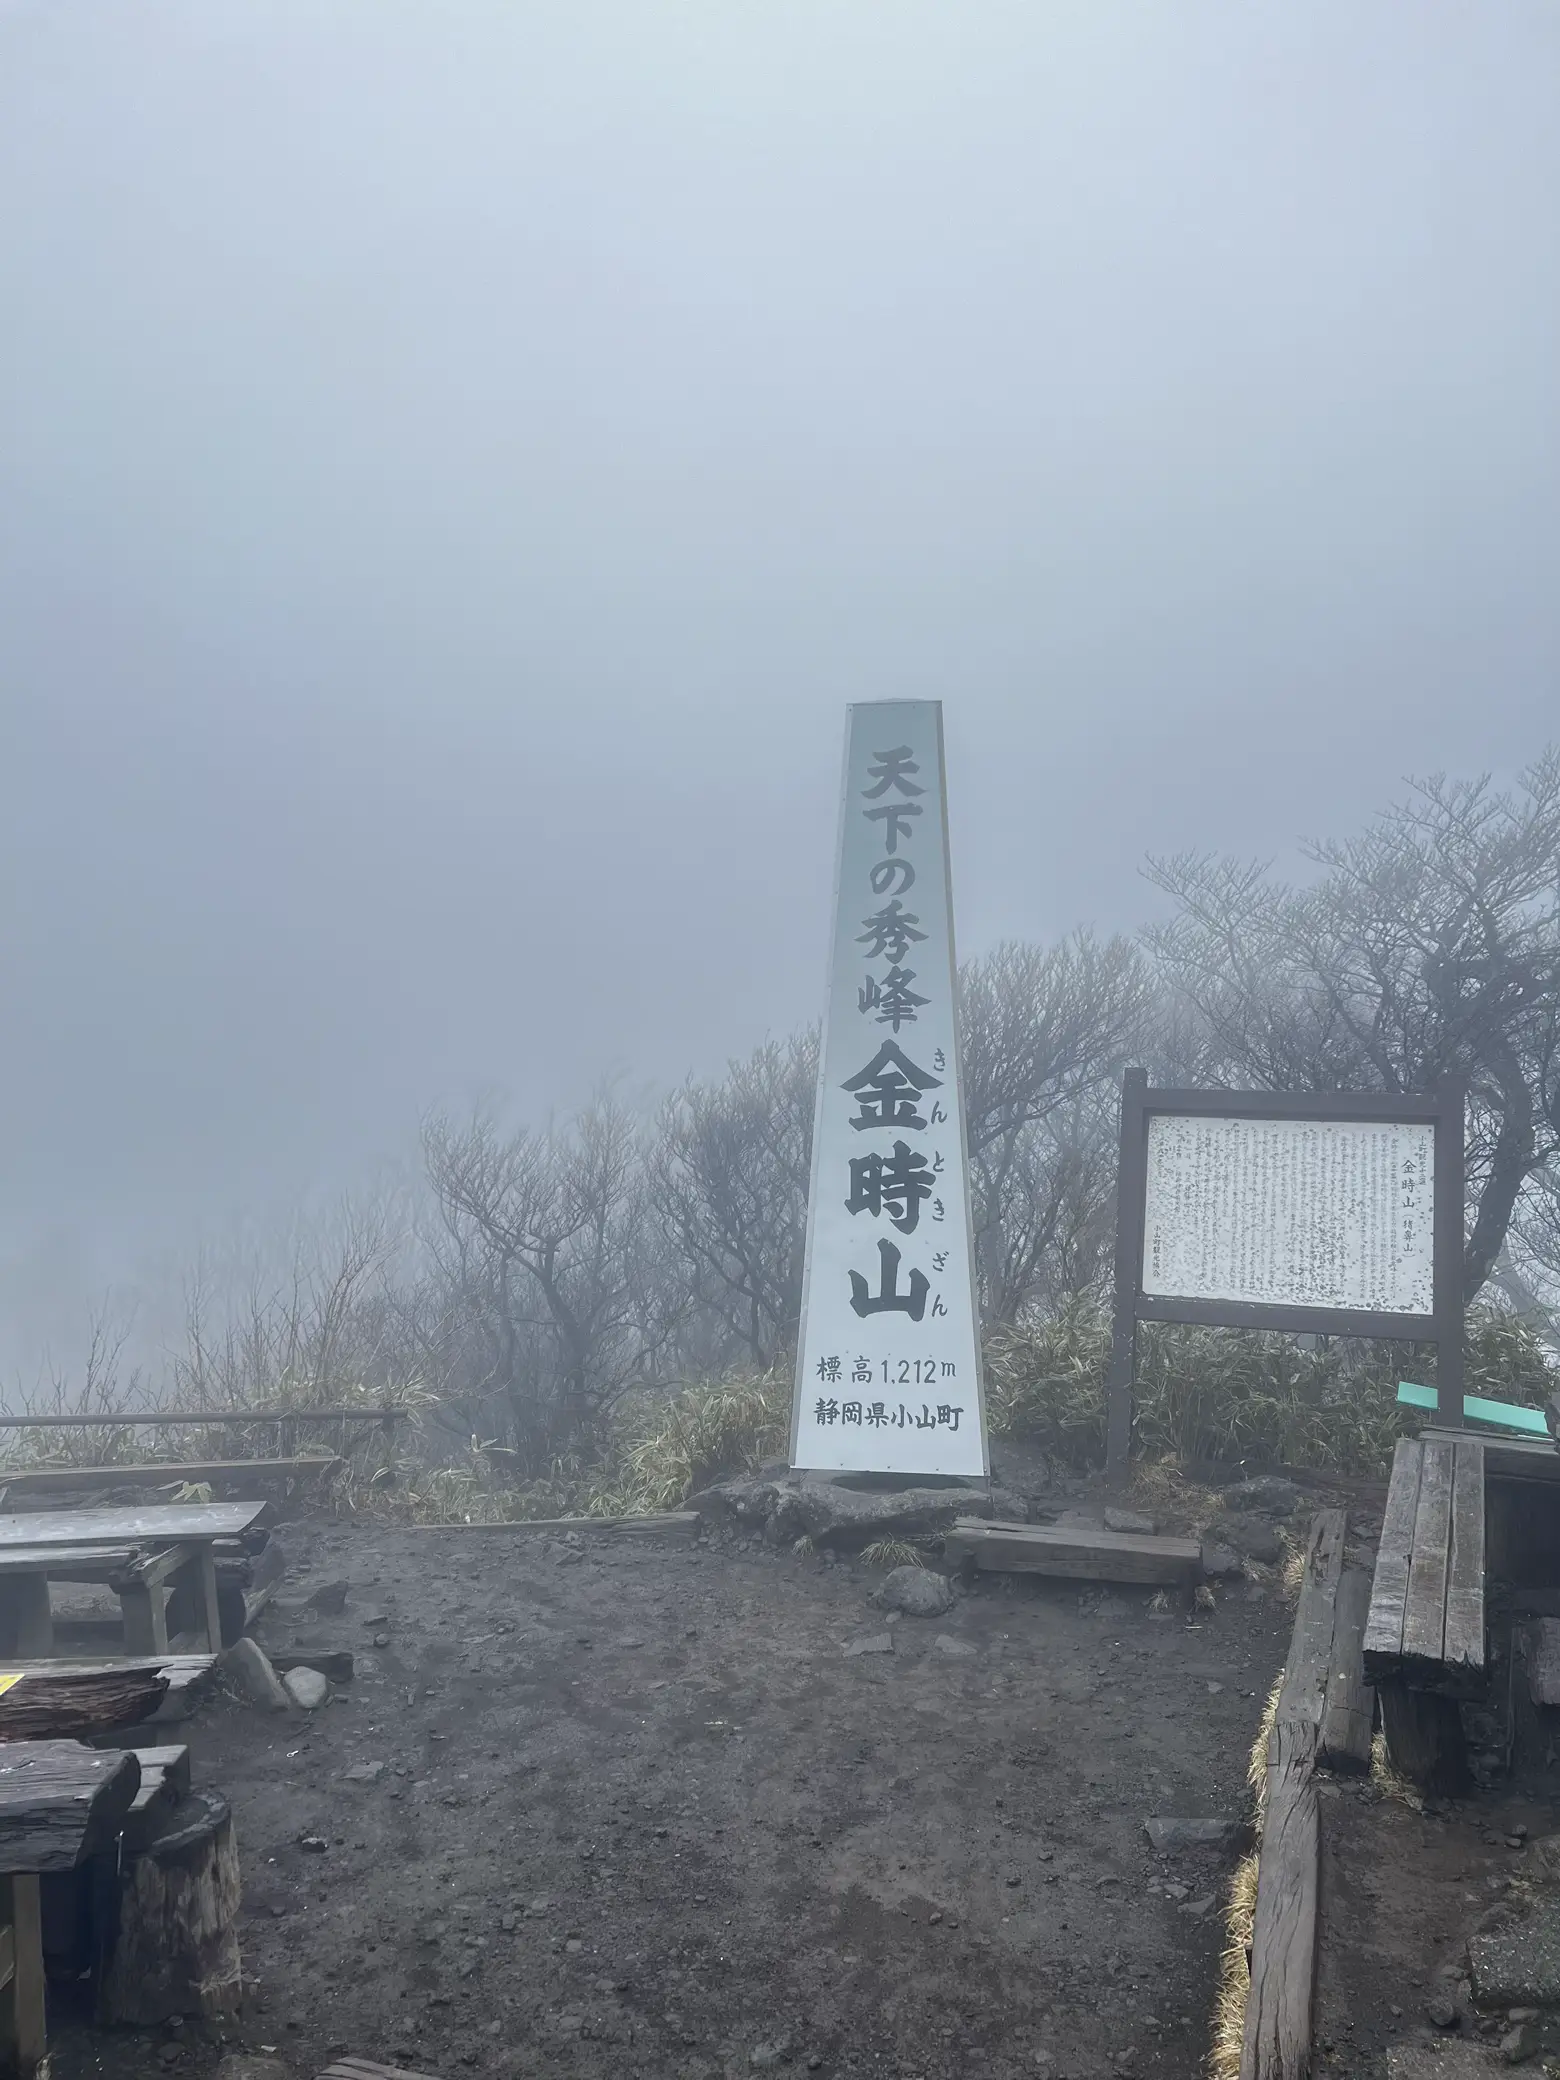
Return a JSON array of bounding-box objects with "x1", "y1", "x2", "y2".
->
[
  {"x1": 0, "y1": 1743, "x2": 140, "y2": 2080},
  {"x1": 0, "y1": 1506, "x2": 270, "y2": 1662},
  {"x1": 1363, "y1": 1434, "x2": 1486, "y2": 1788}
]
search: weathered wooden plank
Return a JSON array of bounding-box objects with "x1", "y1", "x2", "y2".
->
[
  {"x1": 0, "y1": 1743, "x2": 140, "y2": 1874},
  {"x1": 1443, "y1": 1441, "x2": 1487, "y2": 1679},
  {"x1": 124, "y1": 1747, "x2": 191, "y2": 1803},
  {"x1": 1363, "y1": 1438, "x2": 1422, "y2": 1662},
  {"x1": 1239, "y1": 1512, "x2": 1344, "y2": 2080},
  {"x1": 0, "y1": 1547, "x2": 139, "y2": 1578},
  {"x1": 1241, "y1": 1717, "x2": 1319, "y2": 2080},
  {"x1": 1418, "y1": 1424, "x2": 1560, "y2": 1484},
  {"x1": 270, "y1": 1650, "x2": 355, "y2": 1683},
  {"x1": 1401, "y1": 1438, "x2": 1455, "y2": 1663},
  {"x1": 0, "y1": 1666, "x2": 169, "y2": 1742},
  {"x1": 943, "y1": 1518, "x2": 1201, "y2": 1586},
  {"x1": 0, "y1": 1460, "x2": 332, "y2": 1496},
  {"x1": 0, "y1": 1506, "x2": 268, "y2": 1549},
  {"x1": 1318, "y1": 1568, "x2": 1375, "y2": 1773}
]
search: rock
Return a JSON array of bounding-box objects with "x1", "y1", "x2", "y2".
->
[
  {"x1": 750, "y1": 2041, "x2": 793, "y2": 2068},
  {"x1": 223, "y1": 1637, "x2": 290, "y2": 1711},
  {"x1": 283, "y1": 1667, "x2": 330, "y2": 1710},
  {"x1": 342, "y1": 1761, "x2": 384, "y2": 1783},
  {"x1": 844, "y1": 1634, "x2": 894, "y2": 1657},
  {"x1": 308, "y1": 1579, "x2": 350, "y2": 1614},
  {"x1": 1470, "y1": 1899, "x2": 1560, "y2": 2006},
  {"x1": 1103, "y1": 1508, "x2": 1156, "y2": 1535},
  {"x1": 374, "y1": 1633, "x2": 390, "y2": 1649},
  {"x1": 872, "y1": 1567, "x2": 954, "y2": 1618},
  {"x1": 1222, "y1": 1477, "x2": 1301, "y2": 1515},
  {"x1": 1500, "y1": 2021, "x2": 1541, "y2": 2065},
  {"x1": 933, "y1": 1634, "x2": 977, "y2": 1658},
  {"x1": 360, "y1": 1611, "x2": 391, "y2": 1627},
  {"x1": 1209, "y1": 1515, "x2": 1283, "y2": 1564},
  {"x1": 1179, "y1": 1896, "x2": 1217, "y2": 1918},
  {"x1": 1200, "y1": 1542, "x2": 1244, "y2": 1580},
  {"x1": 1144, "y1": 1816, "x2": 1238, "y2": 1853},
  {"x1": 1530, "y1": 1834, "x2": 1560, "y2": 1885},
  {"x1": 1424, "y1": 1997, "x2": 1458, "y2": 2030}
]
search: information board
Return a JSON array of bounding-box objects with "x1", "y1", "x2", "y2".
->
[
  {"x1": 1104, "y1": 1073, "x2": 1465, "y2": 1482},
  {"x1": 1141, "y1": 1114, "x2": 1435, "y2": 1316},
  {"x1": 791, "y1": 701, "x2": 988, "y2": 1477}
]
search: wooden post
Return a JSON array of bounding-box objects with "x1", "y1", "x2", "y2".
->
[
  {"x1": 187, "y1": 1551, "x2": 223, "y2": 1655},
  {"x1": 1317, "y1": 1569, "x2": 1375, "y2": 1774},
  {"x1": 119, "y1": 1586, "x2": 168, "y2": 1658},
  {"x1": 97, "y1": 1793, "x2": 241, "y2": 2025},
  {"x1": 1105, "y1": 1068, "x2": 1148, "y2": 1488},
  {"x1": 0, "y1": 1584, "x2": 52, "y2": 1664},
  {"x1": 0, "y1": 1874, "x2": 47, "y2": 2080},
  {"x1": 1433, "y1": 1076, "x2": 1466, "y2": 1428}
]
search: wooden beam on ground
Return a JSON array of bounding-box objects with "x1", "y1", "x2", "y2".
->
[
  {"x1": 270, "y1": 1650, "x2": 354, "y2": 1683},
  {"x1": 0, "y1": 1457, "x2": 337, "y2": 1496},
  {"x1": 0, "y1": 1666, "x2": 170, "y2": 1742},
  {"x1": 1318, "y1": 1568, "x2": 1374, "y2": 1773},
  {"x1": 399, "y1": 1512, "x2": 700, "y2": 1535},
  {"x1": 1240, "y1": 1509, "x2": 1345, "y2": 2080},
  {"x1": 942, "y1": 1517, "x2": 1201, "y2": 1587}
]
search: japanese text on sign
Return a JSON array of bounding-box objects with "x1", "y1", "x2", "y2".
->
[
  {"x1": 1141, "y1": 1115, "x2": 1436, "y2": 1316},
  {"x1": 791, "y1": 702, "x2": 988, "y2": 1476}
]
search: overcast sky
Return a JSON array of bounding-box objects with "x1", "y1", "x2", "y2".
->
[{"x1": 2, "y1": 1, "x2": 1557, "y2": 1389}]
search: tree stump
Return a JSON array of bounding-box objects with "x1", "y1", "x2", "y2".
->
[{"x1": 97, "y1": 1792, "x2": 240, "y2": 2024}]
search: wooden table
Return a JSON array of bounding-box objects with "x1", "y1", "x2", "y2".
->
[
  {"x1": 0, "y1": 1507, "x2": 268, "y2": 1660},
  {"x1": 0, "y1": 1742, "x2": 140, "y2": 2080}
]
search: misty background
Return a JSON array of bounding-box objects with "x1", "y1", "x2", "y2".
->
[{"x1": 2, "y1": 1, "x2": 1557, "y2": 1399}]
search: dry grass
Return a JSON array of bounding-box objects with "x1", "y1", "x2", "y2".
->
[
  {"x1": 860, "y1": 1537, "x2": 926, "y2": 1571},
  {"x1": 1210, "y1": 1672, "x2": 1283, "y2": 2076},
  {"x1": 1246, "y1": 1676, "x2": 1282, "y2": 1798},
  {"x1": 1209, "y1": 1852, "x2": 1259, "y2": 2080},
  {"x1": 1368, "y1": 1729, "x2": 1425, "y2": 1811},
  {"x1": 587, "y1": 1371, "x2": 790, "y2": 1516}
]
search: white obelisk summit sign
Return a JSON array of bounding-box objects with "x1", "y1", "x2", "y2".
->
[{"x1": 791, "y1": 701, "x2": 989, "y2": 1478}]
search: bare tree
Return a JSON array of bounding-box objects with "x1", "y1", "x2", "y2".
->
[
  {"x1": 648, "y1": 1034, "x2": 817, "y2": 1369},
  {"x1": 421, "y1": 1094, "x2": 669, "y2": 1471},
  {"x1": 958, "y1": 934, "x2": 1151, "y2": 1318},
  {"x1": 1147, "y1": 752, "x2": 1560, "y2": 1300}
]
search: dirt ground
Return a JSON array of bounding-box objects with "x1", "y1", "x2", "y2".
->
[{"x1": 54, "y1": 1506, "x2": 1295, "y2": 2080}]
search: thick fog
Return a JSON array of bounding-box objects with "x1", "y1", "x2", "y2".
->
[{"x1": 1, "y1": 1, "x2": 1556, "y2": 1389}]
